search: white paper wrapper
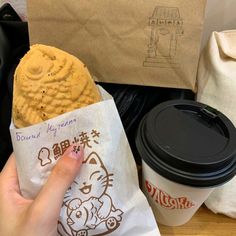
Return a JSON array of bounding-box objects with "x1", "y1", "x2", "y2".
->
[{"x1": 10, "y1": 86, "x2": 160, "y2": 236}]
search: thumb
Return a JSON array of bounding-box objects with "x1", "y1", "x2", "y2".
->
[{"x1": 31, "y1": 144, "x2": 84, "y2": 220}]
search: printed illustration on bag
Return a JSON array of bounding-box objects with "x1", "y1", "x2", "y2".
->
[
  {"x1": 143, "y1": 6, "x2": 184, "y2": 68},
  {"x1": 37, "y1": 147, "x2": 51, "y2": 166},
  {"x1": 145, "y1": 180, "x2": 195, "y2": 209},
  {"x1": 37, "y1": 129, "x2": 101, "y2": 166},
  {"x1": 58, "y1": 151, "x2": 123, "y2": 236}
]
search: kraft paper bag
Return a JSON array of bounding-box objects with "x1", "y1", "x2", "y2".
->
[
  {"x1": 27, "y1": 0, "x2": 206, "y2": 91},
  {"x1": 10, "y1": 86, "x2": 160, "y2": 235},
  {"x1": 197, "y1": 31, "x2": 236, "y2": 219}
]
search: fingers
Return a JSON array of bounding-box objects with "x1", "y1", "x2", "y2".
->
[
  {"x1": 0, "y1": 153, "x2": 20, "y2": 194},
  {"x1": 31, "y1": 144, "x2": 84, "y2": 220}
]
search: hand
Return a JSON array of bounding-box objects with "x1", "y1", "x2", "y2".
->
[{"x1": 0, "y1": 145, "x2": 84, "y2": 236}]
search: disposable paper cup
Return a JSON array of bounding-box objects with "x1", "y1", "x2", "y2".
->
[
  {"x1": 142, "y1": 161, "x2": 214, "y2": 226},
  {"x1": 135, "y1": 100, "x2": 236, "y2": 226}
]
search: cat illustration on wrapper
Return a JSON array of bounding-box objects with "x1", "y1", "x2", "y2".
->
[{"x1": 58, "y1": 152, "x2": 123, "y2": 236}]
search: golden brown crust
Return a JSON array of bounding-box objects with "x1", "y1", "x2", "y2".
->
[{"x1": 13, "y1": 44, "x2": 101, "y2": 128}]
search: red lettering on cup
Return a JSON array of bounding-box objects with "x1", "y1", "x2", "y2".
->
[{"x1": 145, "y1": 180, "x2": 195, "y2": 209}]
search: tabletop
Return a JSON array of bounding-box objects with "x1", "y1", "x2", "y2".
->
[{"x1": 158, "y1": 204, "x2": 236, "y2": 236}]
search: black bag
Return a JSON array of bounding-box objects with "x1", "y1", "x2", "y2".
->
[
  {"x1": 99, "y1": 83, "x2": 194, "y2": 164},
  {"x1": 0, "y1": 3, "x2": 29, "y2": 169}
]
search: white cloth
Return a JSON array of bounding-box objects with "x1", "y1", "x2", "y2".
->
[{"x1": 197, "y1": 30, "x2": 236, "y2": 218}]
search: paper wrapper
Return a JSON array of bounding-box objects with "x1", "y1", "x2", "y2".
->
[{"x1": 10, "y1": 86, "x2": 160, "y2": 236}]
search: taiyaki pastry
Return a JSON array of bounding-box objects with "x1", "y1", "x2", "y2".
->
[{"x1": 13, "y1": 44, "x2": 101, "y2": 128}]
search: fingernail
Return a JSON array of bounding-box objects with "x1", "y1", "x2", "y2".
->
[{"x1": 64, "y1": 144, "x2": 83, "y2": 160}]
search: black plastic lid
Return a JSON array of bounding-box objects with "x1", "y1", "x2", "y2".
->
[{"x1": 135, "y1": 100, "x2": 236, "y2": 187}]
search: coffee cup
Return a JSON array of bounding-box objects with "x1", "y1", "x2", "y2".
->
[{"x1": 135, "y1": 100, "x2": 236, "y2": 226}]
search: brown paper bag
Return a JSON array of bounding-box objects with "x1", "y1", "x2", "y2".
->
[{"x1": 27, "y1": 0, "x2": 206, "y2": 91}]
